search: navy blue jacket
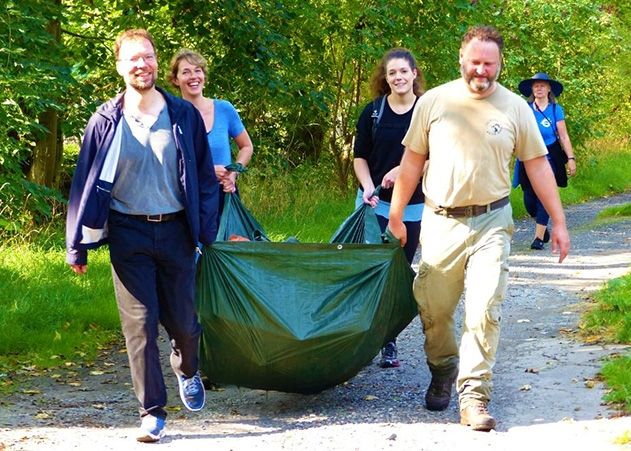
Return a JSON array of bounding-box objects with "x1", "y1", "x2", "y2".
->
[{"x1": 66, "y1": 86, "x2": 219, "y2": 265}]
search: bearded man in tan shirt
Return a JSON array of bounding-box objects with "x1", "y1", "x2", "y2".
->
[{"x1": 388, "y1": 25, "x2": 570, "y2": 431}]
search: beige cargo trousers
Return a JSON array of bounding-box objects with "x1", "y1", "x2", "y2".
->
[{"x1": 413, "y1": 203, "x2": 514, "y2": 407}]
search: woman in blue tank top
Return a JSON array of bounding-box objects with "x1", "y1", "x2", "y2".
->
[{"x1": 168, "y1": 49, "x2": 254, "y2": 214}]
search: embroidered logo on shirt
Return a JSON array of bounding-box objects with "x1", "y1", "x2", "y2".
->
[
  {"x1": 486, "y1": 120, "x2": 502, "y2": 136},
  {"x1": 540, "y1": 118, "x2": 551, "y2": 128}
]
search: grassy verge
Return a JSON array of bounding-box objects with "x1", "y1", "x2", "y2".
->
[
  {"x1": 509, "y1": 137, "x2": 631, "y2": 218},
  {"x1": 238, "y1": 163, "x2": 356, "y2": 242},
  {"x1": 0, "y1": 239, "x2": 120, "y2": 391},
  {"x1": 579, "y1": 203, "x2": 631, "y2": 413}
]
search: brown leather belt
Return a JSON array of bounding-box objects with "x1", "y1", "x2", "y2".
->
[
  {"x1": 127, "y1": 211, "x2": 185, "y2": 223},
  {"x1": 428, "y1": 196, "x2": 509, "y2": 218}
]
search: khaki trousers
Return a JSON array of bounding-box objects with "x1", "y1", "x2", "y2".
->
[{"x1": 413, "y1": 204, "x2": 513, "y2": 405}]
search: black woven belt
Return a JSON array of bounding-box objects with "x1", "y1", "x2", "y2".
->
[
  {"x1": 432, "y1": 196, "x2": 509, "y2": 218},
  {"x1": 128, "y1": 211, "x2": 184, "y2": 222}
]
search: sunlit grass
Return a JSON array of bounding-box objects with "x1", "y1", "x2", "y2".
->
[
  {"x1": 581, "y1": 274, "x2": 631, "y2": 343},
  {"x1": 0, "y1": 243, "x2": 120, "y2": 368},
  {"x1": 597, "y1": 202, "x2": 631, "y2": 219},
  {"x1": 238, "y1": 163, "x2": 356, "y2": 243},
  {"x1": 580, "y1": 273, "x2": 631, "y2": 413},
  {"x1": 601, "y1": 355, "x2": 631, "y2": 413},
  {"x1": 510, "y1": 138, "x2": 631, "y2": 218}
]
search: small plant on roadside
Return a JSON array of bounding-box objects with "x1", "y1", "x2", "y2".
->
[
  {"x1": 581, "y1": 274, "x2": 631, "y2": 344},
  {"x1": 580, "y1": 272, "x2": 631, "y2": 414},
  {"x1": 597, "y1": 202, "x2": 631, "y2": 220},
  {"x1": 601, "y1": 355, "x2": 631, "y2": 413}
]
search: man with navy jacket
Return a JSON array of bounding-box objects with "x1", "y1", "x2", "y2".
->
[{"x1": 66, "y1": 28, "x2": 218, "y2": 443}]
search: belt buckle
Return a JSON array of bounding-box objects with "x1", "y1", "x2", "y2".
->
[{"x1": 147, "y1": 214, "x2": 162, "y2": 222}]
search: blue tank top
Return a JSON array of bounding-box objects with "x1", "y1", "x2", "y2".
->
[{"x1": 206, "y1": 99, "x2": 246, "y2": 166}]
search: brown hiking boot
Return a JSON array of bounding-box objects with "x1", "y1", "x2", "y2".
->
[
  {"x1": 460, "y1": 400, "x2": 496, "y2": 431},
  {"x1": 424, "y1": 367, "x2": 458, "y2": 411}
]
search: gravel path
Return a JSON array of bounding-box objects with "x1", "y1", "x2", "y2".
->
[{"x1": 1, "y1": 192, "x2": 630, "y2": 451}]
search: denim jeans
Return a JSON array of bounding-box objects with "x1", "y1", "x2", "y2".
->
[
  {"x1": 375, "y1": 214, "x2": 421, "y2": 265},
  {"x1": 522, "y1": 183, "x2": 550, "y2": 227},
  {"x1": 108, "y1": 210, "x2": 201, "y2": 419}
]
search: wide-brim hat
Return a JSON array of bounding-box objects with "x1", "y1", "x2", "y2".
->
[{"x1": 518, "y1": 72, "x2": 563, "y2": 97}]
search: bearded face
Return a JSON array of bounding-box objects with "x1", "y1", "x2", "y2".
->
[
  {"x1": 116, "y1": 38, "x2": 158, "y2": 92},
  {"x1": 459, "y1": 38, "x2": 502, "y2": 96}
]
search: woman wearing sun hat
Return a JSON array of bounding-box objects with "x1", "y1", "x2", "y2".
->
[{"x1": 514, "y1": 72, "x2": 576, "y2": 250}]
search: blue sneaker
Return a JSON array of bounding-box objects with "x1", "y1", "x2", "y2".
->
[
  {"x1": 136, "y1": 414, "x2": 165, "y2": 443},
  {"x1": 177, "y1": 371, "x2": 205, "y2": 411}
]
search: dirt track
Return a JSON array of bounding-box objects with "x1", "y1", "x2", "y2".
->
[{"x1": 1, "y1": 192, "x2": 630, "y2": 451}]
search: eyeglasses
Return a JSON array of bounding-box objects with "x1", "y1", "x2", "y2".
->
[{"x1": 118, "y1": 54, "x2": 156, "y2": 64}]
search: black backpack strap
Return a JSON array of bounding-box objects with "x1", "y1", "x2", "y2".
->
[{"x1": 371, "y1": 95, "x2": 387, "y2": 140}]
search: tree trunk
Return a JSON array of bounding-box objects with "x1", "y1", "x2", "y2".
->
[
  {"x1": 28, "y1": 1, "x2": 62, "y2": 188},
  {"x1": 29, "y1": 109, "x2": 60, "y2": 188}
]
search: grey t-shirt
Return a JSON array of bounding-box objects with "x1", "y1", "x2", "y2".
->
[{"x1": 110, "y1": 107, "x2": 185, "y2": 215}]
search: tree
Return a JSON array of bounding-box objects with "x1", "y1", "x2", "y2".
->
[
  {"x1": 0, "y1": 0, "x2": 70, "y2": 230},
  {"x1": 1, "y1": 0, "x2": 628, "y2": 235},
  {"x1": 29, "y1": 0, "x2": 64, "y2": 188}
]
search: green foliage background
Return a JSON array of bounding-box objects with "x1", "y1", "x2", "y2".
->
[{"x1": 0, "y1": 0, "x2": 630, "y2": 230}]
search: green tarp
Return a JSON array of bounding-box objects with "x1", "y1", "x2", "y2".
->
[{"x1": 196, "y1": 193, "x2": 417, "y2": 394}]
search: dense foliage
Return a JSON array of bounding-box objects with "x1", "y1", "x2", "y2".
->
[{"x1": 1, "y1": 0, "x2": 629, "y2": 232}]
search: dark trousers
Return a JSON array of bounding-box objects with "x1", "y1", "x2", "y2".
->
[
  {"x1": 108, "y1": 210, "x2": 201, "y2": 419},
  {"x1": 376, "y1": 214, "x2": 421, "y2": 265},
  {"x1": 376, "y1": 214, "x2": 421, "y2": 344},
  {"x1": 522, "y1": 183, "x2": 550, "y2": 227}
]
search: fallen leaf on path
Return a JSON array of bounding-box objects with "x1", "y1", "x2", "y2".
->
[
  {"x1": 525, "y1": 368, "x2": 539, "y2": 374},
  {"x1": 166, "y1": 405, "x2": 182, "y2": 412},
  {"x1": 583, "y1": 334, "x2": 603, "y2": 344},
  {"x1": 89, "y1": 370, "x2": 105, "y2": 376},
  {"x1": 517, "y1": 319, "x2": 531, "y2": 323},
  {"x1": 92, "y1": 403, "x2": 106, "y2": 410},
  {"x1": 613, "y1": 431, "x2": 631, "y2": 445},
  {"x1": 21, "y1": 389, "x2": 41, "y2": 395},
  {"x1": 519, "y1": 384, "x2": 532, "y2": 391},
  {"x1": 584, "y1": 378, "x2": 597, "y2": 389},
  {"x1": 34, "y1": 412, "x2": 52, "y2": 419},
  {"x1": 364, "y1": 395, "x2": 379, "y2": 401},
  {"x1": 67, "y1": 381, "x2": 82, "y2": 387}
]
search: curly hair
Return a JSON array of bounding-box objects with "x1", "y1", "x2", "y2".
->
[
  {"x1": 369, "y1": 48, "x2": 425, "y2": 98},
  {"x1": 167, "y1": 49, "x2": 208, "y2": 88}
]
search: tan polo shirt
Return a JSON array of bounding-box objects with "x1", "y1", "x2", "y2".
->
[{"x1": 402, "y1": 79, "x2": 547, "y2": 207}]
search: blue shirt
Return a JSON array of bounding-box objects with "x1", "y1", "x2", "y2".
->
[
  {"x1": 207, "y1": 99, "x2": 246, "y2": 166},
  {"x1": 531, "y1": 102, "x2": 565, "y2": 146}
]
